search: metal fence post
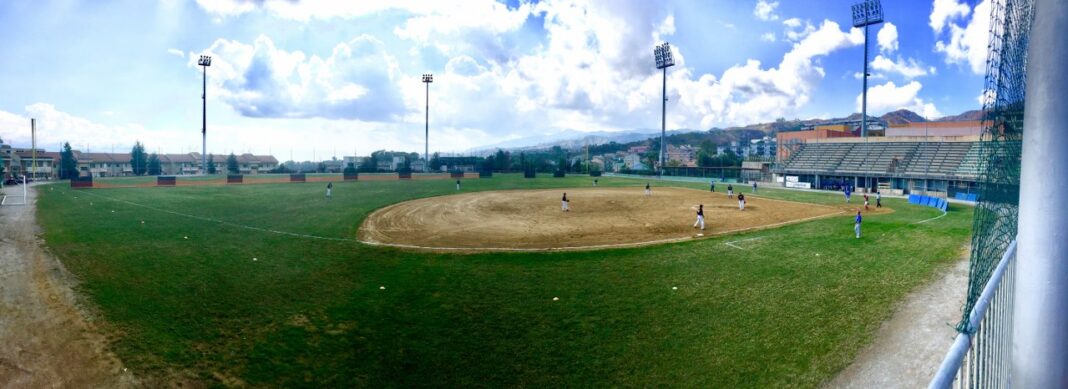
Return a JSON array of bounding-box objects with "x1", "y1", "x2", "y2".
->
[{"x1": 1014, "y1": 0, "x2": 1068, "y2": 385}]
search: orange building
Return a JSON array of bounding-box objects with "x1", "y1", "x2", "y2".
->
[{"x1": 885, "y1": 121, "x2": 983, "y2": 137}]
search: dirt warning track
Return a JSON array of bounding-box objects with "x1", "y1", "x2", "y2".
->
[{"x1": 359, "y1": 187, "x2": 847, "y2": 251}]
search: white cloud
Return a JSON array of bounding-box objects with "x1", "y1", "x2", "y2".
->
[
  {"x1": 870, "y1": 55, "x2": 930, "y2": 79},
  {"x1": 783, "y1": 19, "x2": 817, "y2": 42},
  {"x1": 754, "y1": 0, "x2": 779, "y2": 21},
  {"x1": 196, "y1": 34, "x2": 408, "y2": 121},
  {"x1": 761, "y1": 32, "x2": 776, "y2": 42},
  {"x1": 858, "y1": 81, "x2": 941, "y2": 118},
  {"x1": 167, "y1": 48, "x2": 185, "y2": 58},
  {"x1": 0, "y1": 103, "x2": 178, "y2": 152},
  {"x1": 930, "y1": 0, "x2": 971, "y2": 34},
  {"x1": 877, "y1": 22, "x2": 898, "y2": 53},
  {"x1": 934, "y1": 0, "x2": 989, "y2": 74}
]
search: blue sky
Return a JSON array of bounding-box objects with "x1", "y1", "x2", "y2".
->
[{"x1": 0, "y1": 0, "x2": 992, "y2": 160}]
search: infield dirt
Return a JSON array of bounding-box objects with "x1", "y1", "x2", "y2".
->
[{"x1": 360, "y1": 186, "x2": 868, "y2": 251}]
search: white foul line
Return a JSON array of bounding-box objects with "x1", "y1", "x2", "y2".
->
[
  {"x1": 724, "y1": 236, "x2": 765, "y2": 250},
  {"x1": 913, "y1": 211, "x2": 948, "y2": 224}
]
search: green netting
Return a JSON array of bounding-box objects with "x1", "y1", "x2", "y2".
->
[{"x1": 957, "y1": 0, "x2": 1034, "y2": 333}]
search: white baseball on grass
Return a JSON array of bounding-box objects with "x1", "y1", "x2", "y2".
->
[
  {"x1": 253, "y1": 257, "x2": 258, "y2": 261},
  {"x1": 672, "y1": 286, "x2": 678, "y2": 290},
  {"x1": 380, "y1": 286, "x2": 386, "y2": 290},
  {"x1": 552, "y1": 297, "x2": 559, "y2": 301}
]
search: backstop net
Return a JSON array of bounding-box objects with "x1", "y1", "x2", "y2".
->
[{"x1": 958, "y1": 0, "x2": 1033, "y2": 333}]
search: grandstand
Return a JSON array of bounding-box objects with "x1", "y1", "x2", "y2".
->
[{"x1": 775, "y1": 137, "x2": 982, "y2": 198}]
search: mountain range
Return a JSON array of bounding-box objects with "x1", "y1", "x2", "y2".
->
[{"x1": 475, "y1": 109, "x2": 983, "y2": 153}]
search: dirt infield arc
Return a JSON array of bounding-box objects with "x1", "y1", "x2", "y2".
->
[{"x1": 359, "y1": 187, "x2": 848, "y2": 251}]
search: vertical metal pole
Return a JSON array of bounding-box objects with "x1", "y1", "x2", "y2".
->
[
  {"x1": 659, "y1": 66, "x2": 667, "y2": 179},
  {"x1": 202, "y1": 65, "x2": 207, "y2": 175},
  {"x1": 1014, "y1": 0, "x2": 1068, "y2": 385},
  {"x1": 861, "y1": 22, "x2": 869, "y2": 139},
  {"x1": 425, "y1": 81, "x2": 429, "y2": 171},
  {"x1": 31, "y1": 119, "x2": 36, "y2": 181}
]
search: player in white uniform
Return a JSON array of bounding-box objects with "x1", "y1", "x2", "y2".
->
[
  {"x1": 562, "y1": 192, "x2": 570, "y2": 212},
  {"x1": 738, "y1": 193, "x2": 746, "y2": 210},
  {"x1": 645, "y1": 183, "x2": 652, "y2": 196},
  {"x1": 693, "y1": 204, "x2": 705, "y2": 230},
  {"x1": 325, "y1": 182, "x2": 333, "y2": 199},
  {"x1": 727, "y1": 184, "x2": 734, "y2": 199}
]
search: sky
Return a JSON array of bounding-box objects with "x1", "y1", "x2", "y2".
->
[{"x1": 0, "y1": 0, "x2": 993, "y2": 160}]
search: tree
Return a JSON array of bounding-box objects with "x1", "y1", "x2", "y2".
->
[
  {"x1": 226, "y1": 153, "x2": 240, "y2": 174},
  {"x1": 207, "y1": 154, "x2": 217, "y2": 174},
  {"x1": 130, "y1": 141, "x2": 147, "y2": 176},
  {"x1": 343, "y1": 162, "x2": 357, "y2": 176},
  {"x1": 317, "y1": 162, "x2": 327, "y2": 173},
  {"x1": 429, "y1": 152, "x2": 442, "y2": 170},
  {"x1": 147, "y1": 153, "x2": 162, "y2": 176},
  {"x1": 59, "y1": 142, "x2": 78, "y2": 179}
]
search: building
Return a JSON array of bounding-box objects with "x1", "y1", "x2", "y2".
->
[
  {"x1": 885, "y1": 121, "x2": 983, "y2": 137},
  {"x1": 665, "y1": 145, "x2": 697, "y2": 167},
  {"x1": 0, "y1": 139, "x2": 279, "y2": 179},
  {"x1": 622, "y1": 153, "x2": 644, "y2": 170}
]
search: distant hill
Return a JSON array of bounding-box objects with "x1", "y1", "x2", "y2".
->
[
  {"x1": 473, "y1": 109, "x2": 981, "y2": 153},
  {"x1": 881, "y1": 109, "x2": 928, "y2": 125},
  {"x1": 935, "y1": 110, "x2": 982, "y2": 122}
]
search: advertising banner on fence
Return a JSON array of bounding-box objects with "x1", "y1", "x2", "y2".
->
[
  {"x1": 776, "y1": 176, "x2": 800, "y2": 183},
  {"x1": 785, "y1": 181, "x2": 811, "y2": 189}
]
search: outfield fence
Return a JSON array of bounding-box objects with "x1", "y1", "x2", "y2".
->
[{"x1": 929, "y1": 239, "x2": 1016, "y2": 389}]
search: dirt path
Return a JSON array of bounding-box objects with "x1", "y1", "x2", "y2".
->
[
  {"x1": 0, "y1": 185, "x2": 135, "y2": 387},
  {"x1": 825, "y1": 258, "x2": 969, "y2": 388}
]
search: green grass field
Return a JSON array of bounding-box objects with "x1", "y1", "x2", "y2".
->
[{"x1": 35, "y1": 175, "x2": 972, "y2": 387}]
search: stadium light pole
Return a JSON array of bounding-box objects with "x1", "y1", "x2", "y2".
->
[
  {"x1": 198, "y1": 55, "x2": 212, "y2": 175},
  {"x1": 852, "y1": 0, "x2": 883, "y2": 139},
  {"x1": 654, "y1": 42, "x2": 675, "y2": 179},
  {"x1": 422, "y1": 74, "x2": 433, "y2": 172}
]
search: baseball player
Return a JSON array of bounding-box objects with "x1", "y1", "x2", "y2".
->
[
  {"x1": 593, "y1": 179, "x2": 598, "y2": 187},
  {"x1": 752, "y1": 181, "x2": 757, "y2": 193},
  {"x1": 876, "y1": 191, "x2": 882, "y2": 208},
  {"x1": 854, "y1": 210, "x2": 862, "y2": 239},
  {"x1": 727, "y1": 184, "x2": 734, "y2": 199},
  {"x1": 737, "y1": 193, "x2": 746, "y2": 210},
  {"x1": 709, "y1": 179, "x2": 715, "y2": 192},
  {"x1": 325, "y1": 182, "x2": 333, "y2": 199},
  {"x1": 456, "y1": 179, "x2": 461, "y2": 191},
  {"x1": 863, "y1": 194, "x2": 870, "y2": 210},
  {"x1": 562, "y1": 192, "x2": 570, "y2": 212},
  {"x1": 645, "y1": 183, "x2": 652, "y2": 197},
  {"x1": 844, "y1": 186, "x2": 852, "y2": 203},
  {"x1": 693, "y1": 204, "x2": 705, "y2": 230}
]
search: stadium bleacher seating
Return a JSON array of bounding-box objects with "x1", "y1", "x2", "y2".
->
[{"x1": 781, "y1": 141, "x2": 981, "y2": 180}]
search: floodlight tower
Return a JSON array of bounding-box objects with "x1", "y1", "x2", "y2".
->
[
  {"x1": 422, "y1": 73, "x2": 433, "y2": 171},
  {"x1": 198, "y1": 55, "x2": 212, "y2": 174},
  {"x1": 852, "y1": 0, "x2": 882, "y2": 139},
  {"x1": 653, "y1": 42, "x2": 675, "y2": 179}
]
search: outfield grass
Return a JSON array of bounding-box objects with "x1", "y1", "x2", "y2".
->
[{"x1": 36, "y1": 175, "x2": 972, "y2": 387}]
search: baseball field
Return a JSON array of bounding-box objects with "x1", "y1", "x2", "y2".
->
[{"x1": 34, "y1": 174, "x2": 972, "y2": 387}]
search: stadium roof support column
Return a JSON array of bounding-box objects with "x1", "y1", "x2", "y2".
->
[{"x1": 1014, "y1": 0, "x2": 1068, "y2": 386}]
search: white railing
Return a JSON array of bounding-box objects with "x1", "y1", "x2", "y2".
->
[{"x1": 929, "y1": 239, "x2": 1017, "y2": 388}]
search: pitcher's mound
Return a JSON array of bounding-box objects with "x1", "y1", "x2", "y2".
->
[{"x1": 358, "y1": 187, "x2": 841, "y2": 251}]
